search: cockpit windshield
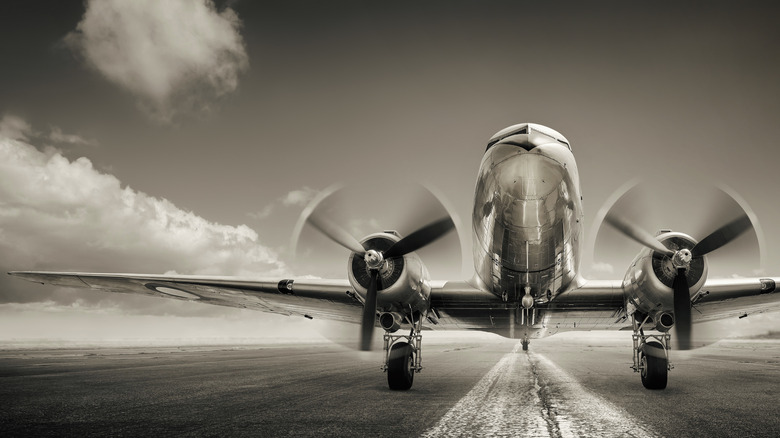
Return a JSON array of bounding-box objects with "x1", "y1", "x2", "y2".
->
[
  {"x1": 485, "y1": 126, "x2": 527, "y2": 151},
  {"x1": 485, "y1": 123, "x2": 572, "y2": 152}
]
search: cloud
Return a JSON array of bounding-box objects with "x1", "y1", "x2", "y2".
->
[
  {"x1": 247, "y1": 204, "x2": 275, "y2": 220},
  {"x1": 48, "y1": 126, "x2": 99, "y2": 147},
  {"x1": 0, "y1": 118, "x2": 289, "y2": 306},
  {"x1": 1, "y1": 115, "x2": 100, "y2": 150},
  {"x1": 0, "y1": 114, "x2": 32, "y2": 141},
  {"x1": 247, "y1": 187, "x2": 318, "y2": 222},
  {"x1": 65, "y1": 0, "x2": 249, "y2": 122},
  {"x1": 282, "y1": 187, "x2": 317, "y2": 207}
]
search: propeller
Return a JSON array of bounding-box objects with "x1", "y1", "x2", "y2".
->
[
  {"x1": 671, "y1": 267, "x2": 692, "y2": 350},
  {"x1": 601, "y1": 184, "x2": 756, "y2": 350},
  {"x1": 384, "y1": 218, "x2": 455, "y2": 259},
  {"x1": 293, "y1": 184, "x2": 458, "y2": 351},
  {"x1": 306, "y1": 211, "x2": 367, "y2": 255},
  {"x1": 360, "y1": 270, "x2": 380, "y2": 351},
  {"x1": 355, "y1": 216, "x2": 454, "y2": 350},
  {"x1": 691, "y1": 215, "x2": 753, "y2": 257},
  {"x1": 605, "y1": 213, "x2": 674, "y2": 257}
]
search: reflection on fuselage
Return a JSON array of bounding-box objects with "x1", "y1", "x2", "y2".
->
[{"x1": 472, "y1": 124, "x2": 583, "y2": 305}]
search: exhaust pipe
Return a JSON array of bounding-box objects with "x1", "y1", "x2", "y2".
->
[
  {"x1": 379, "y1": 312, "x2": 404, "y2": 333},
  {"x1": 654, "y1": 312, "x2": 675, "y2": 332}
]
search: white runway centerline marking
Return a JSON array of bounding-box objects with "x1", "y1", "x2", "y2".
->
[{"x1": 421, "y1": 342, "x2": 658, "y2": 438}]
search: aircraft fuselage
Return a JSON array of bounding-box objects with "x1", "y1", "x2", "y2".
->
[{"x1": 472, "y1": 123, "x2": 583, "y2": 305}]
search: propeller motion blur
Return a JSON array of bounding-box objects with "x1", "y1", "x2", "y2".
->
[{"x1": 9, "y1": 123, "x2": 780, "y2": 391}]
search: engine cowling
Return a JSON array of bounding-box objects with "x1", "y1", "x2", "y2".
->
[
  {"x1": 623, "y1": 231, "x2": 708, "y2": 330},
  {"x1": 347, "y1": 232, "x2": 432, "y2": 318}
]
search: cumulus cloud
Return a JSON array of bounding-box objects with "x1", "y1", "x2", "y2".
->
[
  {"x1": 0, "y1": 120, "x2": 289, "y2": 306},
  {"x1": 65, "y1": 0, "x2": 249, "y2": 122}
]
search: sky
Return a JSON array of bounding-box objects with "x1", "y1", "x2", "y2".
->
[{"x1": 1, "y1": 0, "x2": 779, "y2": 343}]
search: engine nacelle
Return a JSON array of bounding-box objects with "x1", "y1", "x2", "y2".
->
[
  {"x1": 347, "y1": 232, "x2": 432, "y2": 317},
  {"x1": 623, "y1": 231, "x2": 708, "y2": 326}
]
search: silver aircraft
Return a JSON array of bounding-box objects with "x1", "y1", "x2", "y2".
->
[{"x1": 10, "y1": 123, "x2": 780, "y2": 391}]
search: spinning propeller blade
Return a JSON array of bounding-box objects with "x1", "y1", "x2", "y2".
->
[
  {"x1": 360, "y1": 270, "x2": 380, "y2": 351},
  {"x1": 604, "y1": 212, "x2": 673, "y2": 256},
  {"x1": 294, "y1": 184, "x2": 459, "y2": 351},
  {"x1": 600, "y1": 183, "x2": 758, "y2": 350},
  {"x1": 384, "y1": 217, "x2": 455, "y2": 259},
  {"x1": 672, "y1": 268, "x2": 692, "y2": 350},
  {"x1": 691, "y1": 214, "x2": 752, "y2": 257},
  {"x1": 306, "y1": 210, "x2": 366, "y2": 255}
]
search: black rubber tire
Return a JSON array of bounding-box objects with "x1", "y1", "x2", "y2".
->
[
  {"x1": 522, "y1": 340, "x2": 529, "y2": 351},
  {"x1": 641, "y1": 341, "x2": 668, "y2": 390},
  {"x1": 387, "y1": 342, "x2": 414, "y2": 390}
]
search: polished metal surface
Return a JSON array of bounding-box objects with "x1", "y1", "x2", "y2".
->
[
  {"x1": 622, "y1": 231, "x2": 708, "y2": 318},
  {"x1": 347, "y1": 232, "x2": 432, "y2": 316},
  {"x1": 472, "y1": 123, "x2": 583, "y2": 306}
]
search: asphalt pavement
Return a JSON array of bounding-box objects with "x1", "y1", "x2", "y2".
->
[{"x1": 1, "y1": 334, "x2": 778, "y2": 437}]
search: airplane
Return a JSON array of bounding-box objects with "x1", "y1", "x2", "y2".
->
[{"x1": 9, "y1": 123, "x2": 780, "y2": 391}]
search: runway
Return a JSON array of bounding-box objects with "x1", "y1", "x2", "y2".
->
[{"x1": 1, "y1": 334, "x2": 778, "y2": 437}]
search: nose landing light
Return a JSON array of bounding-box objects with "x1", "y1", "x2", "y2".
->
[{"x1": 521, "y1": 286, "x2": 534, "y2": 309}]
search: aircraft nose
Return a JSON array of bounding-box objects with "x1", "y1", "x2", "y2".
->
[{"x1": 494, "y1": 151, "x2": 566, "y2": 200}]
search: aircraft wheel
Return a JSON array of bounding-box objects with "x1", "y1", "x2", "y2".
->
[
  {"x1": 522, "y1": 340, "x2": 529, "y2": 351},
  {"x1": 387, "y1": 342, "x2": 414, "y2": 390},
  {"x1": 640, "y1": 341, "x2": 668, "y2": 390}
]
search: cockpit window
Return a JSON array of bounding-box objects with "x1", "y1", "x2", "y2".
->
[
  {"x1": 485, "y1": 124, "x2": 572, "y2": 152},
  {"x1": 531, "y1": 126, "x2": 572, "y2": 151},
  {"x1": 485, "y1": 127, "x2": 527, "y2": 151}
]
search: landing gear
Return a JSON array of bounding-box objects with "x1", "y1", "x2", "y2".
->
[
  {"x1": 521, "y1": 335, "x2": 529, "y2": 351},
  {"x1": 640, "y1": 341, "x2": 668, "y2": 389},
  {"x1": 382, "y1": 312, "x2": 423, "y2": 391},
  {"x1": 631, "y1": 314, "x2": 672, "y2": 390},
  {"x1": 387, "y1": 342, "x2": 414, "y2": 390}
]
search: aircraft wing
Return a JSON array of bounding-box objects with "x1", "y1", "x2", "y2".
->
[
  {"x1": 690, "y1": 277, "x2": 780, "y2": 322},
  {"x1": 445, "y1": 276, "x2": 780, "y2": 337},
  {"x1": 539, "y1": 277, "x2": 780, "y2": 334},
  {"x1": 551, "y1": 276, "x2": 780, "y2": 319},
  {"x1": 9, "y1": 272, "x2": 780, "y2": 334},
  {"x1": 7, "y1": 271, "x2": 502, "y2": 329},
  {"x1": 8, "y1": 271, "x2": 364, "y2": 323},
  {"x1": 6, "y1": 271, "x2": 626, "y2": 333}
]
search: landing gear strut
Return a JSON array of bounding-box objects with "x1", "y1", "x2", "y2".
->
[
  {"x1": 382, "y1": 312, "x2": 423, "y2": 390},
  {"x1": 630, "y1": 313, "x2": 672, "y2": 390}
]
